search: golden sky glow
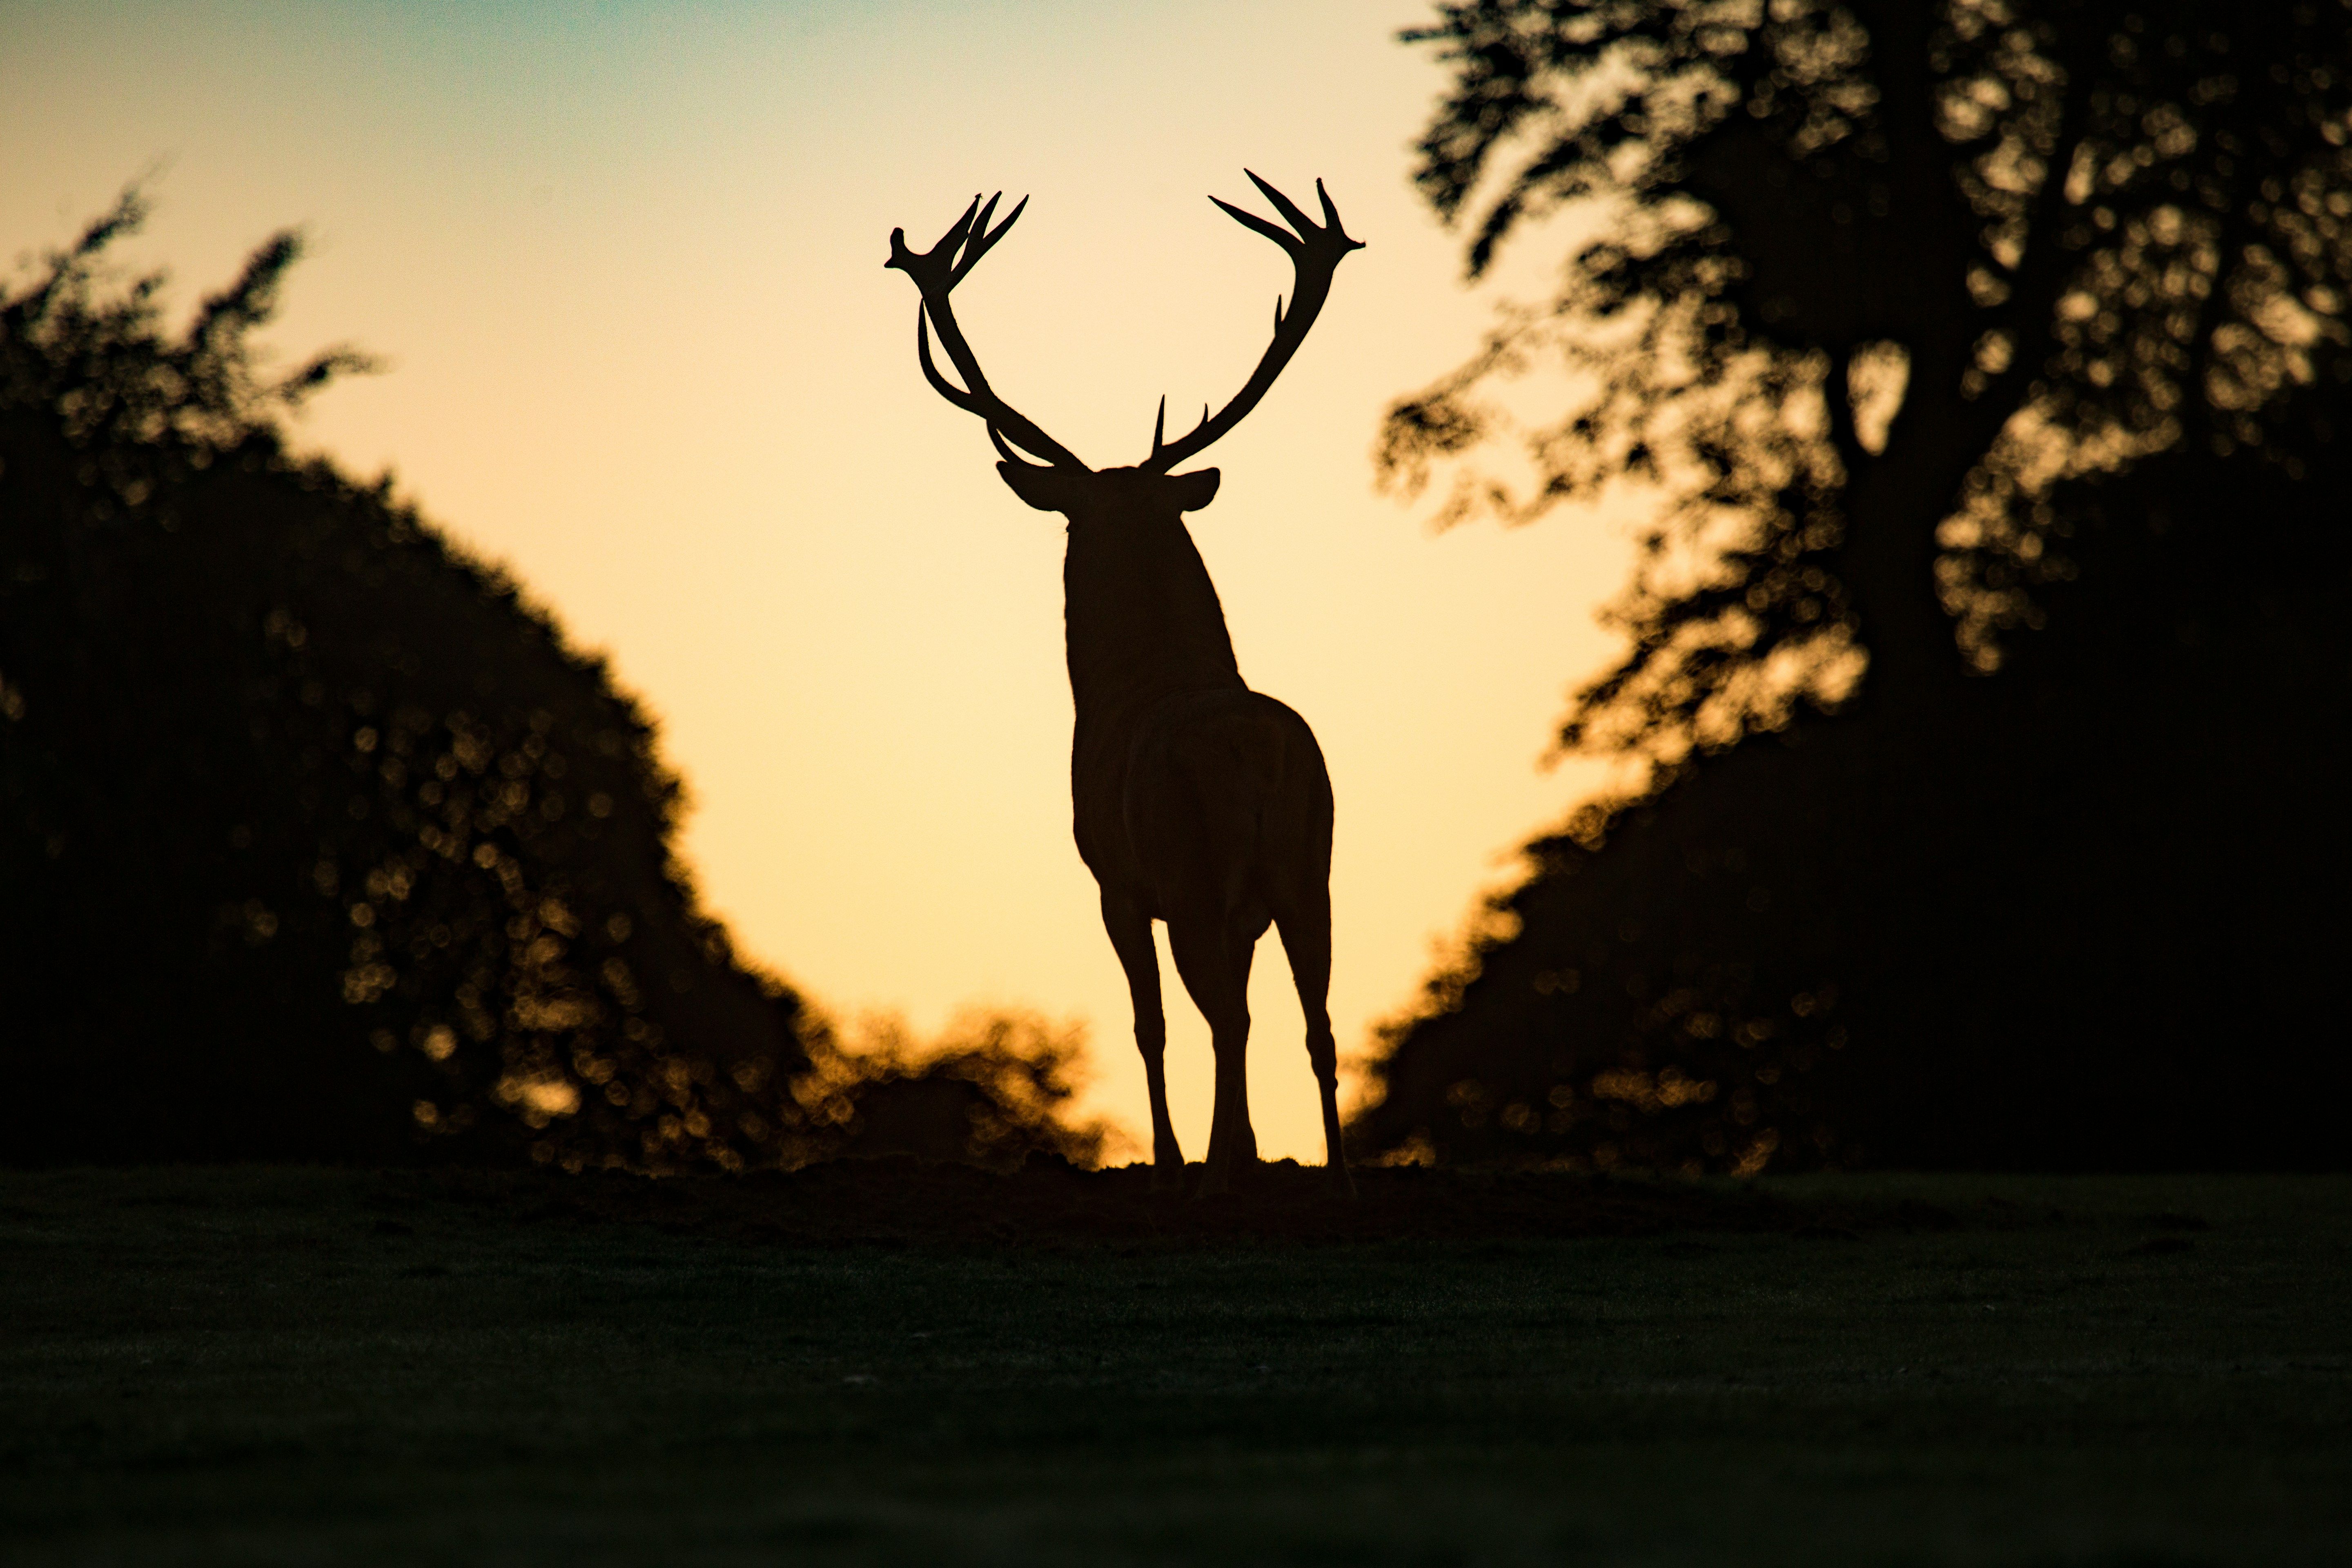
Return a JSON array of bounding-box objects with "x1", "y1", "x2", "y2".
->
[{"x1": 3, "y1": 0, "x2": 1639, "y2": 1162}]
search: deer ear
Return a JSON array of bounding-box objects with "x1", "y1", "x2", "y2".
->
[
  {"x1": 996, "y1": 461, "x2": 1080, "y2": 513},
  {"x1": 1170, "y1": 468, "x2": 1220, "y2": 513}
]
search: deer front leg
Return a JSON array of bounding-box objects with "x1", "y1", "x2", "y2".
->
[
  {"x1": 1168, "y1": 916, "x2": 1257, "y2": 1197},
  {"x1": 1100, "y1": 888, "x2": 1183, "y2": 1188}
]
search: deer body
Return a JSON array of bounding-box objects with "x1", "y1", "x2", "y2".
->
[
  {"x1": 888, "y1": 176, "x2": 1360, "y2": 1194},
  {"x1": 1063, "y1": 494, "x2": 1254, "y2": 907}
]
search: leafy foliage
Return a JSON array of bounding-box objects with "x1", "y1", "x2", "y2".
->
[
  {"x1": 797, "y1": 1011, "x2": 1126, "y2": 1172},
  {"x1": 1356, "y1": 3, "x2": 2352, "y2": 1174},
  {"x1": 0, "y1": 193, "x2": 824, "y2": 1169},
  {"x1": 1355, "y1": 424, "x2": 2352, "y2": 1174},
  {"x1": 1, "y1": 193, "x2": 1127, "y2": 1176},
  {"x1": 1381, "y1": 0, "x2": 2352, "y2": 764}
]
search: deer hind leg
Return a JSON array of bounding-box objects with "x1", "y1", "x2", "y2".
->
[
  {"x1": 1100, "y1": 888, "x2": 1183, "y2": 1187},
  {"x1": 1274, "y1": 890, "x2": 1354, "y2": 1198},
  {"x1": 1167, "y1": 913, "x2": 1258, "y2": 1197}
]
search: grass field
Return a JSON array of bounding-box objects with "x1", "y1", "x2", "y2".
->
[{"x1": 2, "y1": 1164, "x2": 2345, "y2": 1565}]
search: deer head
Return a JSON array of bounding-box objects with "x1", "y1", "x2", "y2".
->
[{"x1": 884, "y1": 173, "x2": 1363, "y2": 524}]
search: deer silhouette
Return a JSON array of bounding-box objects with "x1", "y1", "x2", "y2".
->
[{"x1": 887, "y1": 174, "x2": 1361, "y2": 1196}]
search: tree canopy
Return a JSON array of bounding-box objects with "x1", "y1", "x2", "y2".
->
[
  {"x1": 0, "y1": 194, "x2": 826, "y2": 1168},
  {"x1": 1355, "y1": 0, "x2": 2352, "y2": 1174},
  {"x1": 1381, "y1": 0, "x2": 2352, "y2": 762},
  {"x1": 1, "y1": 193, "x2": 1120, "y2": 1174}
]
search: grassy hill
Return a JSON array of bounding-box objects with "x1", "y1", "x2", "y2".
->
[{"x1": 4, "y1": 1165, "x2": 2345, "y2": 1564}]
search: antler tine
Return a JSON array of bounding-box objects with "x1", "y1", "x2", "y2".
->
[
  {"x1": 959, "y1": 191, "x2": 1000, "y2": 260},
  {"x1": 932, "y1": 193, "x2": 987, "y2": 265},
  {"x1": 888, "y1": 192, "x2": 1085, "y2": 470},
  {"x1": 987, "y1": 423, "x2": 1045, "y2": 470},
  {"x1": 1245, "y1": 168, "x2": 1317, "y2": 238},
  {"x1": 1146, "y1": 399, "x2": 1216, "y2": 467},
  {"x1": 1141, "y1": 174, "x2": 1363, "y2": 473},
  {"x1": 915, "y1": 307, "x2": 980, "y2": 414},
  {"x1": 951, "y1": 193, "x2": 1027, "y2": 285},
  {"x1": 1209, "y1": 194, "x2": 1300, "y2": 256}
]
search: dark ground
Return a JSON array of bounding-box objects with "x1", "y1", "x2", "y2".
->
[{"x1": 2, "y1": 1162, "x2": 2345, "y2": 1565}]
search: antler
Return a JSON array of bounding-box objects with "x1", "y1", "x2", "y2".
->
[
  {"x1": 1141, "y1": 173, "x2": 1364, "y2": 474},
  {"x1": 886, "y1": 194, "x2": 1085, "y2": 470}
]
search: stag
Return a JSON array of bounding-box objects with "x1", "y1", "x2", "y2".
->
[{"x1": 886, "y1": 174, "x2": 1361, "y2": 1196}]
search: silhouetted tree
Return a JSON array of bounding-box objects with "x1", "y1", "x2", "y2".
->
[
  {"x1": 1357, "y1": 1, "x2": 2352, "y2": 1172},
  {"x1": 798, "y1": 1010, "x2": 1123, "y2": 1171},
  {"x1": 0, "y1": 193, "x2": 817, "y2": 1169}
]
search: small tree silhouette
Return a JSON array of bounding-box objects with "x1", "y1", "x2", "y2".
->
[{"x1": 797, "y1": 1010, "x2": 1125, "y2": 1171}]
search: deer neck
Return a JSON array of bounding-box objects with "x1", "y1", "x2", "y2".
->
[{"x1": 1061, "y1": 512, "x2": 1245, "y2": 724}]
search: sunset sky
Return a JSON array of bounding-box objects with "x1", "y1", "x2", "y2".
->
[{"x1": 2, "y1": 0, "x2": 1638, "y2": 1162}]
